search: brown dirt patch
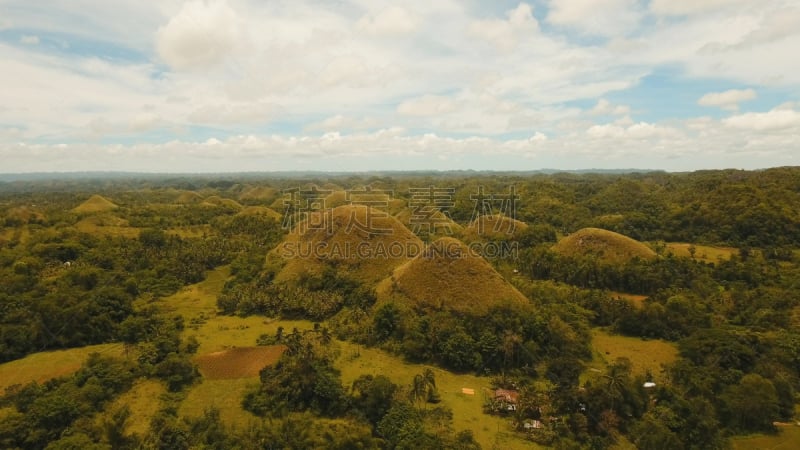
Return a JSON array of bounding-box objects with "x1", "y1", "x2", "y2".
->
[{"x1": 195, "y1": 346, "x2": 285, "y2": 379}]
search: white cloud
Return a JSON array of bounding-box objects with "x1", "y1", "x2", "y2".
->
[
  {"x1": 469, "y1": 3, "x2": 539, "y2": 50},
  {"x1": 306, "y1": 115, "x2": 379, "y2": 132},
  {"x1": 724, "y1": 108, "x2": 800, "y2": 131},
  {"x1": 357, "y1": 6, "x2": 418, "y2": 35},
  {"x1": 546, "y1": 0, "x2": 642, "y2": 37},
  {"x1": 397, "y1": 95, "x2": 457, "y2": 116},
  {"x1": 698, "y1": 89, "x2": 757, "y2": 111},
  {"x1": 19, "y1": 35, "x2": 39, "y2": 45},
  {"x1": 587, "y1": 121, "x2": 680, "y2": 139},
  {"x1": 590, "y1": 98, "x2": 630, "y2": 115},
  {"x1": 650, "y1": 0, "x2": 748, "y2": 17},
  {"x1": 156, "y1": 0, "x2": 241, "y2": 70}
]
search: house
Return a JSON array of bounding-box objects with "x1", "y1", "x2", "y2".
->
[
  {"x1": 524, "y1": 420, "x2": 543, "y2": 430},
  {"x1": 494, "y1": 388, "x2": 519, "y2": 411}
]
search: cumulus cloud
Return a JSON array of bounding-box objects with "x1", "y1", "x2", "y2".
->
[
  {"x1": 724, "y1": 108, "x2": 800, "y2": 131},
  {"x1": 650, "y1": 0, "x2": 748, "y2": 16},
  {"x1": 546, "y1": 0, "x2": 642, "y2": 37},
  {"x1": 357, "y1": 6, "x2": 418, "y2": 35},
  {"x1": 589, "y1": 98, "x2": 630, "y2": 115},
  {"x1": 469, "y1": 3, "x2": 539, "y2": 50},
  {"x1": 397, "y1": 95, "x2": 457, "y2": 116},
  {"x1": 698, "y1": 89, "x2": 757, "y2": 111},
  {"x1": 156, "y1": 0, "x2": 241, "y2": 70}
]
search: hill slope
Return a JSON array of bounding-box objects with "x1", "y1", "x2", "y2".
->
[
  {"x1": 273, "y1": 204, "x2": 423, "y2": 284},
  {"x1": 383, "y1": 237, "x2": 528, "y2": 316},
  {"x1": 463, "y1": 214, "x2": 527, "y2": 241},
  {"x1": 552, "y1": 227, "x2": 656, "y2": 264},
  {"x1": 72, "y1": 195, "x2": 118, "y2": 214}
]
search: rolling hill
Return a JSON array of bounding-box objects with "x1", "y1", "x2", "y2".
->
[
  {"x1": 72, "y1": 194, "x2": 118, "y2": 214},
  {"x1": 552, "y1": 227, "x2": 656, "y2": 264},
  {"x1": 463, "y1": 214, "x2": 528, "y2": 241},
  {"x1": 273, "y1": 204, "x2": 423, "y2": 284},
  {"x1": 381, "y1": 237, "x2": 528, "y2": 316}
]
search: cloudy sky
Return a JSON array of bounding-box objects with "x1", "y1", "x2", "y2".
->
[{"x1": 1, "y1": 0, "x2": 799, "y2": 172}]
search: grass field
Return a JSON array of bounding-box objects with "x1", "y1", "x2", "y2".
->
[
  {"x1": 731, "y1": 424, "x2": 800, "y2": 449},
  {"x1": 336, "y1": 341, "x2": 540, "y2": 450},
  {"x1": 665, "y1": 242, "x2": 737, "y2": 263},
  {"x1": 589, "y1": 329, "x2": 678, "y2": 380},
  {"x1": 179, "y1": 377, "x2": 263, "y2": 426},
  {"x1": 97, "y1": 379, "x2": 166, "y2": 437},
  {"x1": 0, "y1": 343, "x2": 124, "y2": 393}
]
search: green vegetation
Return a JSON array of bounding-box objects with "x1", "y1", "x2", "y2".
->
[{"x1": 1, "y1": 168, "x2": 800, "y2": 448}]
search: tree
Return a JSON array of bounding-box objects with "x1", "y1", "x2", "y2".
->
[{"x1": 720, "y1": 374, "x2": 779, "y2": 432}]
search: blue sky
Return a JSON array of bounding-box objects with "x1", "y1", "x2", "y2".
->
[{"x1": 1, "y1": 0, "x2": 799, "y2": 172}]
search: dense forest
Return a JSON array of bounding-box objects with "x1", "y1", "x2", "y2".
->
[{"x1": 1, "y1": 167, "x2": 799, "y2": 449}]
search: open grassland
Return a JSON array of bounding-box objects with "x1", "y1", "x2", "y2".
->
[
  {"x1": 0, "y1": 343, "x2": 124, "y2": 393},
  {"x1": 590, "y1": 329, "x2": 678, "y2": 380},
  {"x1": 336, "y1": 341, "x2": 541, "y2": 450},
  {"x1": 179, "y1": 377, "x2": 262, "y2": 426},
  {"x1": 731, "y1": 424, "x2": 800, "y2": 450},
  {"x1": 665, "y1": 242, "x2": 738, "y2": 263},
  {"x1": 553, "y1": 228, "x2": 657, "y2": 264},
  {"x1": 96, "y1": 379, "x2": 166, "y2": 437}
]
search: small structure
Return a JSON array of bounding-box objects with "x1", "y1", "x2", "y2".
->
[
  {"x1": 643, "y1": 382, "x2": 656, "y2": 388},
  {"x1": 494, "y1": 388, "x2": 519, "y2": 411},
  {"x1": 524, "y1": 420, "x2": 543, "y2": 430}
]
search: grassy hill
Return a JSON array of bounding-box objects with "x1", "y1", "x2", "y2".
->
[
  {"x1": 4, "y1": 206, "x2": 46, "y2": 224},
  {"x1": 235, "y1": 206, "x2": 282, "y2": 220},
  {"x1": 463, "y1": 214, "x2": 528, "y2": 241},
  {"x1": 394, "y1": 208, "x2": 463, "y2": 238},
  {"x1": 553, "y1": 227, "x2": 657, "y2": 264},
  {"x1": 381, "y1": 237, "x2": 528, "y2": 316},
  {"x1": 238, "y1": 186, "x2": 278, "y2": 202},
  {"x1": 175, "y1": 190, "x2": 204, "y2": 204},
  {"x1": 273, "y1": 204, "x2": 423, "y2": 284},
  {"x1": 72, "y1": 194, "x2": 118, "y2": 214}
]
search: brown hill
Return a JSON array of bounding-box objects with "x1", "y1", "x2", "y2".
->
[
  {"x1": 201, "y1": 196, "x2": 243, "y2": 211},
  {"x1": 72, "y1": 195, "x2": 118, "y2": 214},
  {"x1": 382, "y1": 237, "x2": 528, "y2": 316},
  {"x1": 463, "y1": 214, "x2": 528, "y2": 241},
  {"x1": 5, "y1": 206, "x2": 46, "y2": 224},
  {"x1": 175, "y1": 191, "x2": 204, "y2": 204},
  {"x1": 552, "y1": 228, "x2": 656, "y2": 264},
  {"x1": 236, "y1": 206, "x2": 282, "y2": 220},
  {"x1": 394, "y1": 208, "x2": 463, "y2": 237},
  {"x1": 273, "y1": 204, "x2": 423, "y2": 284},
  {"x1": 238, "y1": 186, "x2": 278, "y2": 202}
]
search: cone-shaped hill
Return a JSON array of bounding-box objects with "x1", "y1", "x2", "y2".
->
[
  {"x1": 552, "y1": 227, "x2": 656, "y2": 264},
  {"x1": 238, "y1": 186, "x2": 278, "y2": 202},
  {"x1": 5, "y1": 206, "x2": 46, "y2": 224},
  {"x1": 463, "y1": 214, "x2": 528, "y2": 241},
  {"x1": 236, "y1": 206, "x2": 282, "y2": 220},
  {"x1": 201, "y1": 196, "x2": 243, "y2": 210},
  {"x1": 394, "y1": 208, "x2": 463, "y2": 237},
  {"x1": 175, "y1": 191, "x2": 204, "y2": 204},
  {"x1": 273, "y1": 204, "x2": 423, "y2": 285},
  {"x1": 380, "y1": 237, "x2": 528, "y2": 316},
  {"x1": 72, "y1": 195, "x2": 118, "y2": 214}
]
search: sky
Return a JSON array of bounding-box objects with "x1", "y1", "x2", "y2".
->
[{"x1": 0, "y1": 0, "x2": 799, "y2": 173}]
